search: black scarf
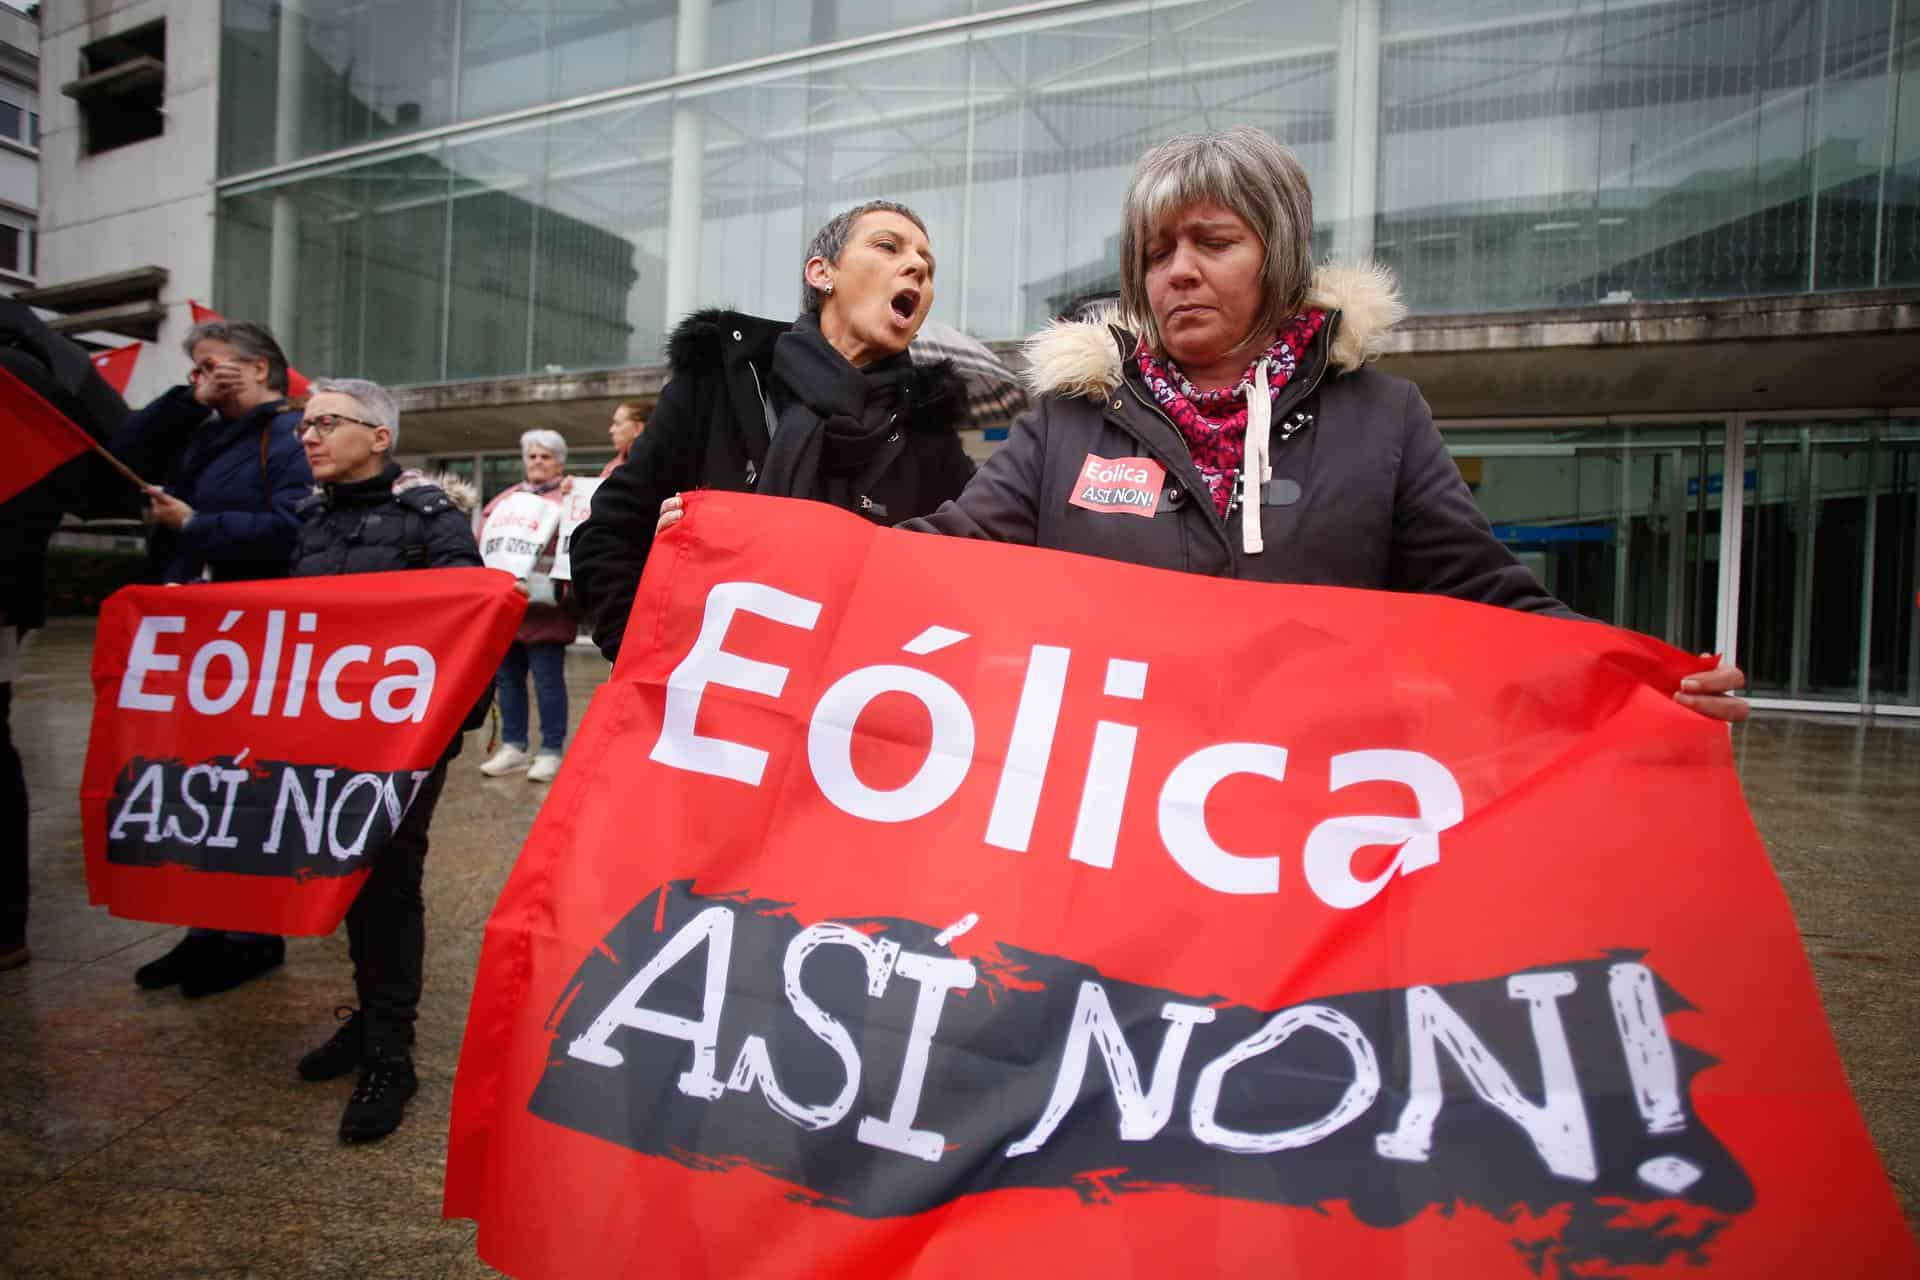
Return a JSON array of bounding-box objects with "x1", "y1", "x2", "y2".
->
[{"x1": 758, "y1": 311, "x2": 915, "y2": 509}]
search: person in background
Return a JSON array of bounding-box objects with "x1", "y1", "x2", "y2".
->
[
  {"x1": 571, "y1": 199, "x2": 974, "y2": 662},
  {"x1": 286, "y1": 376, "x2": 482, "y2": 1142},
  {"x1": 111, "y1": 318, "x2": 314, "y2": 996},
  {"x1": 601, "y1": 401, "x2": 645, "y2": 478},
  {"x1": 477, "y1": 430, "x2": 577, "y2": 783}
]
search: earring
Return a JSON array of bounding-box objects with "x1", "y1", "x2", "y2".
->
[{"x1": 824, "y1": 281, "x2": 834, "y2": 294}]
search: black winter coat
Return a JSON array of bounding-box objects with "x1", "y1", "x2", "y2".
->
[
  {"x1": 572, "y1": 308, "x2": 978, "y2": 659},
  {"x1": 112, "y1": 385, "x2": 314, "y2": 583},
  {"x1": 291, "y1": 464, "x2": 482, "y2": 577},
  {"x1": 292, "y1": 464, "x2": 487, "y2": 750}
]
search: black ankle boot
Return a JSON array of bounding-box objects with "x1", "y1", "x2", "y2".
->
[
  {"x1": 298, "y1": 1007, "x2": 365, "y2": 1082},
  {"x1": 340, "y1": 1055, "x2": 418, "y2": 1143},
  {"x1": 134, "y1": 934, "x2": 223, "y2": 990},
  {"x1": 180, "y1": 935, "x2": 286, "y2": 999}
]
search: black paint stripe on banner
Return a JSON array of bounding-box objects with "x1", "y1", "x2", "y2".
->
[
  {"x1": 105, "y1": 754, "x2": 434, "y2": 877},
  {"x1": 529, "y1": 881, "x2": 1753, "y2": 1271}
]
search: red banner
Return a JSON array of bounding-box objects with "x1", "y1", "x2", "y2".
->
[
  {"x1": 83, "y1": 570, "x2": 525, "y2": 936},
  {"x1": 1, "y1": 364, "x2": 100, "y2": 504},
  {"x1": 445, "y1": 492, "x2": 1916, "y2": 1278},
  {"x1": 90, "y1": 342, "x2": 141, "y2": 395}
]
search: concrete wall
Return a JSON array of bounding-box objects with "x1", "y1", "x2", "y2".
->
[{"x1": 38, "y1": 0, "x2": 220, "y2": 406}]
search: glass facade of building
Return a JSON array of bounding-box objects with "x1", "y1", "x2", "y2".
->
[
  {"x1": 211, "y1": 0, "x2": 1919, "y2": 711},
  {"x1": 215, "y1": 0, "x2": 1920, "y2": 383},
  {"x1": 1445, "y1": 419, "x2": 1920, "y2": 710}
]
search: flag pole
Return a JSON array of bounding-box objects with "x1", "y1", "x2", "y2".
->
[{"x1": 86, "y1": 438, "x2": 150, "y2": 491}]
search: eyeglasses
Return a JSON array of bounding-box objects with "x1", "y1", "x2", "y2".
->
[{"x1": 296, "y1": 413, "x2": 381, "y2": 439}]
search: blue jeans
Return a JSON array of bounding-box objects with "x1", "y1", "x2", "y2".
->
[{"x1": 497, "y1": 642, "x2": 568, "y2": 753}]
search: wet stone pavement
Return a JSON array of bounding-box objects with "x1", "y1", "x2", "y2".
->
[{"x1": 1, "y1": 616, "x2": 1915, "y2": 1275}]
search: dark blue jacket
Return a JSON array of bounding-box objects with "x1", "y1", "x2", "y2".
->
[{"x1": 112, "y1": 385, "x2": 314, "y2": 583}]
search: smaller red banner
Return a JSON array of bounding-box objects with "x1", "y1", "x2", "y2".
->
[
  {"x1": 90, "y1": 343, "x2": 141, "y2": 395},
  {"x1": 82, "y1": 569, "x2": 525, "y2": 935}
]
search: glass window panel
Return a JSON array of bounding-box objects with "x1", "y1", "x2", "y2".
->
[
  {"x1": 219, "y1": 149, "x2": 455, "y2": 385},
  {"x1": 444, "y1": 127, "x2": 546, "y2": 380},
  {"x1": 1868, "y1": 422, "x2": 1920, "y2": 705},
  {"x1": 0, "y1": 225, "x2": 19, "y2": 273},
  {"x1": 222, "y1": 0, "x2": 458, "y2": 175},
  {"x1": 1377, "y1": 0, "x2": 1908, "y2": 310},
  {"x1": 1880, "y1": 0, "x2": 1920, "y2": 285},
  {"x1": 0, "y1": 101, "x2": 21, "y2": 141},
  {"x1": 1740, "y1": 422, "x2": 1878, "y2": 700},
  {"x1": 1444, "y1": 425, "x2": 1724, "y2": 646},
  {"x1": 706, "y1": 0, "x2": 1024, "y2": 69},
  {"x1": 534, "y1": 102, "x2": 668, "y2": 369},
  {"x1": 460, "y1": 1, "x2": 676, "y2": 119}
]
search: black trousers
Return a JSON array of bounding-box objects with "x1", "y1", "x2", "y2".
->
[
  {"x1": 346, "y1": 760, "x2": 448, "y2": 1058},
  {"x1": 1, "y1": 684, "x2": 24, "y2": 950}
]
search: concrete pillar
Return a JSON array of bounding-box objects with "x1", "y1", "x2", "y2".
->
[
  {"x1": 663, "y1": 0, "x2": 710, "y2": 328},
  {"x1": 268, "y1": 0, "x2": 307, "y2": 346},
  {"x1": 1331, "y1": 0, "x2": 1380, "y2": 262}
]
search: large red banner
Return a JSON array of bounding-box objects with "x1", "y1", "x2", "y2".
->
[
  {"x1": 83, "y1": 570, "x2": 525, "y2": 935},
  {"x1": 445, "y1": 492, "x2": 1916, "y2": 1278}
]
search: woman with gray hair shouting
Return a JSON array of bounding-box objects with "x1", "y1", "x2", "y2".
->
[
  {"x1": 908, "y1": 126, "x2": 1749, "y2": 722},
  {"x1": 478, "y1": 429, "x2": 579, "y2": 782},
  {"x1": 571, "y1": 199, "x2": 975, "y2": 661}
]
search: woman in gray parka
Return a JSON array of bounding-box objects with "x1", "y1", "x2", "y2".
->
[{"x1": 659, "y1": 127, "x2": 1749, "y2": 721}]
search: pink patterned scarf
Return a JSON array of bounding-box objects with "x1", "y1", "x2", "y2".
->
[{"x1": 1135, "y1": 310, "x2": 1327, "y2": 516}]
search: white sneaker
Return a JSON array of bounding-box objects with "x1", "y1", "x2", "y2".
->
[
  {"x1": 479, "y1": 746, "x2": 532, "y2": 777},
  {"x1": 527, "y1": 752, "x2": 562, "y2": 784}
]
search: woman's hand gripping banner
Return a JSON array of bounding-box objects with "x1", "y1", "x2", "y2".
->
[
  {"x1": 83, "y1": 569, "x2": 526, "y2": 936},
  {"x1": 446, "y1": 492, "x2": 1916, "y2": 1279}
]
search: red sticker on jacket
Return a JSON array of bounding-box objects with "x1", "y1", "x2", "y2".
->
[{"x1": 1069, "y1": 454, "x2": 1165, "y2": 518}]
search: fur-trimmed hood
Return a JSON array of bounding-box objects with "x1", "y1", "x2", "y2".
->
[
  {"x1": 1022, "y1": 260, "x2": 1407, "y2": 400},
  {"x1": 395, "y1": 467, "x2": 480, "y2": 514}
]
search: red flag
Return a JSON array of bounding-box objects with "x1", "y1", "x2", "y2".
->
[
  {"x1": 444, "y1": 493, "x2": 1915, "y2": 1278},
  {"x1": 0, "y1": 363, "x2": 105, "y2": 503},
  {"x1": 188, "y1": 299, "x2": 311, "y2": 398},
  {"x1": 90, "y1": 342, "x2": 142, "y2": 395},
  {"x1": 82, "y1": 569, "x2": 525, "y2": 935}
]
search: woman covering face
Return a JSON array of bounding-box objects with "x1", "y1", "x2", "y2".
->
[
  {"x1": 570, "y1": 200, "x2": 977, "y2": 662},
  {"x1": 907, "y1": 126, "x2": 1746, "y2": 722}
]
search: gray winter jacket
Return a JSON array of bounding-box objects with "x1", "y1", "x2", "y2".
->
[{"x1": 907, "y1": 263, "x2": 1572, "y2": 617}]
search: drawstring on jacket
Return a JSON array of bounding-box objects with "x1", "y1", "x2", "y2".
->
[{"x1": 1240, "y1": 360, "x2": 1272, "y2": 556}]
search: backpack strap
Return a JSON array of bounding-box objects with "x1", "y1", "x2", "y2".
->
[{"x1": 393, "y1": 484, "x2": 454, "y2": 569}]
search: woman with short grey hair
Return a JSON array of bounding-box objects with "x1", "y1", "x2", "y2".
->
[
  {"x1": 477, "y1": 428, "x2": 579, "y2": 781},
  {"x1": 570, "y1": 198, "x2": 975, "y2": 662},
  {"x1": 909, "y1": 126, "x2": 1749, "y2": 722}
]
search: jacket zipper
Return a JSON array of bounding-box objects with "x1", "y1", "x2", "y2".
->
[{"x1": 745, "y1": 362, "x2": 771, "y2": 488}]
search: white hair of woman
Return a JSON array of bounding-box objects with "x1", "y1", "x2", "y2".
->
[{"x1": 520, "y1": 428, "x2": 567, "y2": 463}]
